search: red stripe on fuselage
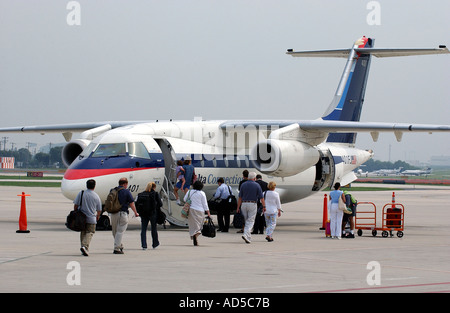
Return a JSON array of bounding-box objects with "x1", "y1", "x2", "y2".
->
[{"x1": 63, "y1": 168, "x2": 155, "y2": 180}]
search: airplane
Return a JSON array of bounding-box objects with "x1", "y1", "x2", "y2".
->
[
  {"x1": 368, "y1": 167, "x2": 403, "y2": 176},
  {"x1": 401, "y1": 167, "x2": 433, "y2": 176},
  {"x1": 0, "y1": 36, "x2": 449, "y2": 227}
]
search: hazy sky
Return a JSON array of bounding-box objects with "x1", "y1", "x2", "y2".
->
[{"x1": 1, "y1": 0, "x2": 449, "y2": 162}]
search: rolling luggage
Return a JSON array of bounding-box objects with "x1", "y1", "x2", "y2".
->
[{"x1": 386, "y1": 208, "x2": 402, "y2": 228}]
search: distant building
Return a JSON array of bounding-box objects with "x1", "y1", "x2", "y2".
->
[{"x1": 0, "y1": 157, "x2": 15, "y2": 169}]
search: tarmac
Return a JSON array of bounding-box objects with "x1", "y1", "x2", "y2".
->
[{"x1": 1, "y1": 184, "x2": 450, "y2": 295}]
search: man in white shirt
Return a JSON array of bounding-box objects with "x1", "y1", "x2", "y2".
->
[{"x1": 213, "y1": 177, "x2": 232, "y2": 232}]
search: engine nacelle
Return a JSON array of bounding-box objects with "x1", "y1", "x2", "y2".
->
[
  {"x1": 250, "y1": 139, "x2": 320, "y2": 177},
  {"x1": 62, "y1": 139, "x2": 91, "y2": 167}
]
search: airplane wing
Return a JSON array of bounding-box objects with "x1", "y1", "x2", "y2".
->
[
  {"x1": 220, "y1": 120, "x2": 450, "y2": 132},
  {"x1": 0, "y1": 121, "x2": 145, "y2": 133},
  {"x1": 220, "y1": 120, "x2": 450, "y2": 143},
  {"x1": 0, "y1": 121, "x2": 151, "y2": 141}
]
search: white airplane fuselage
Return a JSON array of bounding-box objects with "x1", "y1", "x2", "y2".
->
[{"x1": 61, "y1": 120, "x2": 372, "y2": 226}]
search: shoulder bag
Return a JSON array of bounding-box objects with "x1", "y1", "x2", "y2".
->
[{"x1": 181, "y1": 190, "x2": 192, "y2": 219}]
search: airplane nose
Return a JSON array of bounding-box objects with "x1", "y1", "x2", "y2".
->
[{"x1": 61, "y1": 177, "x2": 84, "y2": 201}]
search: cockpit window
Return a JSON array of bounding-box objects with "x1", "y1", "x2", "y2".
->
[
  {"x1": 91, "y1": 143, "x2": 127, "y2": 158},
  {"x1": 80, "y1": 142, "x2": 97, "y2": 157},
  {"x1": 128, "y1": 142, "x2": 150, "y2": 159}
]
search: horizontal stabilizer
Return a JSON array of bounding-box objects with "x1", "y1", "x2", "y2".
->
[{"x1": 286, "y1": 46, "x2": 449, "y2": 58}]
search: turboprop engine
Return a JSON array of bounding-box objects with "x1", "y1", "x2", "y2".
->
[{"x1": 250, "y1": 139, "x2": 320, "y2": 177}]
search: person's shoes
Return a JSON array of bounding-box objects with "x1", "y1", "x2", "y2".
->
[
  {"x1": 113, "y1": 249, "x2": 124, "y2": 254},
  {"x1": 193, "y1": 235, "x2": 198, "y2": 246},
  {"x1": 346, "y1": 233, "x2": 355, "y2": 238},
  {"x1": 80, "y1": 246, "x2": 88, "y2": 256},
  {"x1": 242, "y1": 235, "x2": 251, "y2": 244}
]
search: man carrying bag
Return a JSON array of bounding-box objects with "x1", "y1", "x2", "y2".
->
[{"x1": 72, "y1": 179, "x2": 102, "y2": 256}]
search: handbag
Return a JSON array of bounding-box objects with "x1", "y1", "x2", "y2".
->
[
  {"x1": 201, "y1": 217, "x2": 216, "y2": 238},
  {"x1": 338, "y1": 194, "x2": 346, "y2": 211},
  {"x1": 156, "y1": 207, "x2": 166, "y2": 224},
  {"x1": 232, "y1": 211, "x2": 244, "y2": 229},
  {"x1": 66, "y1": 191, "x2": 87, "y2": 232},
  {"x1": 181, "y1": 190, "x2": 192, "y2": 219},
  {"x1": 66, "y1": 210, "x2": 87, "y2": 232}
]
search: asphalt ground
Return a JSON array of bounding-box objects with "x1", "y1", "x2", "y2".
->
[{"x1": 1, "y1": 185, "x2": 449, "y2": 299}]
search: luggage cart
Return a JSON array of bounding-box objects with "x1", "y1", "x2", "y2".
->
[
  {"x1": 355, "y1": 201, "x2": 379, "y2": 237},
  {"x1": 355, "y1": 193, "x2": 405, "y2": 238}
]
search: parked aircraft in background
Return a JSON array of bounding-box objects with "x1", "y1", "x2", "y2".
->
[
  {"x1": 368, "y1": 167, "x2": 403, "y2": 176},
  {"x1": 0, "y1": 36, "x2": 448, "y2": 227},
  {"x1": 401, "y1": 167, "x2": 433, "y2": 176}
]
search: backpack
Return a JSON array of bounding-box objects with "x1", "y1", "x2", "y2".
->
[
  {"x1": 136, "y1": 191, "x2": 156, "y2": 217},
  {"x1": 104, "y1": 186, "x2": 124, "y2": 213}
]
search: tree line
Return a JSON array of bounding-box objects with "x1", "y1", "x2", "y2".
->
[
  {"x1": 1, "y1": 146, "x2": 65, "y2": 168},
  {"x1": 362, "y1": 159, "x2": 418, "y2": 172}
]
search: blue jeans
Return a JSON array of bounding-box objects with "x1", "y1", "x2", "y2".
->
[{"x1": 140, "y1": 211, "x2": 159, "y2": 249}]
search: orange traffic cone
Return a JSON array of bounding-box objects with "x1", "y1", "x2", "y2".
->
[{"x1": 16, "y1": 192, "x2": 31, "y2": 233}]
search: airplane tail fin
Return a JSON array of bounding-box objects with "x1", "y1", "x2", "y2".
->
[{"x1": 286, "y1": 37, "x2": 449, "y2": 144}]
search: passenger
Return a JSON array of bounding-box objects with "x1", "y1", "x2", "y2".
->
[
  {"x1": 328, "y1": 182, "x2": 346, "y2": 239},
  {"x1": 237, "y1": 171, "x2": 265, "y2": 244},
  {"x1": 212, "y1": 177, "x2": 232, "y2": 232},
  {"x1": 182, "y1": 157, "x2": 196, "y2": 194},
  {"x1": 263, "y1": 181, "x2": 282, "y2": 242},
  {"x1": 253, "y1": 174, "x2": 268, "y2": 235},
  {"x1": 111, "y1": 177, "x2": 139, "y2": 254},
  {"x1": 136, "y1": 182, "x2": 162, "y2": 250},
  {"x1": 174, "y1": 160, "x2": 186, "y2": 205},
  {"x1": 184, "y1": 180, "x2": 211, "y2": 246},
  {"x1": 73, "y1": 179, "x2": 102, "y2": 256},
  {"x1": 235, "y1": 169, "x2": 249, "y2": 233},
  {"x1": 342, "y1": 190, "x2": 357, "y2": 238}
]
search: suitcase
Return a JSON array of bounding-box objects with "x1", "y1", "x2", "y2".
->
[
  {"x1": 386, "y1": 208, "x2": 402, "y2": 228},
  {"x1": 325, "y1": 220, "x2": 331, "y2": 237},
  {"x1": 96, "y1": 214, "x2": 111, "y2": 231}
]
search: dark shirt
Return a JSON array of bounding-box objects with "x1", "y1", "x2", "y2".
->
[
  {"x1": 255, "y1": 179, "x2": 268, "y2": 192},
  {"x1": 118, "y1": 187, "x2": 134, "y2": 213},
  {"x1": 238, "y1": 180, "x2": 263, "y2": 202}
]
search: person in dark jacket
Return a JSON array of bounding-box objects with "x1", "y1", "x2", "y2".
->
[{"x1": 136, "y1": 182, "x2": 162, "y2": 249}]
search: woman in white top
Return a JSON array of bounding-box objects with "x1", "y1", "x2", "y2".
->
[
  {"x1": 263, "y1": 181, "x2": 282, "y2": 242},
  {"x1": 184, "y1": 180, "x2": 211, "y2": 246}
]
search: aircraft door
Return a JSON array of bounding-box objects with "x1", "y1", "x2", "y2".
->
[
  {"x1": 155, "y1": 138, "x2": 188, "y2": 227},
  {"x1": 312, "y1": 149, "x2": 335, "y2": 191}
]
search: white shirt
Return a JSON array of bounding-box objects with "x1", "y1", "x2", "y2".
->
[
  {"x1": 184, "y1": 190, "x2": 209, "y2": 212},
  {"x1": 264, "y1": 190, "x2": 281, "y2": 215}
]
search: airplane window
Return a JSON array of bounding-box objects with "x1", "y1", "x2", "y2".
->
[
  {"x1": 128, "y1": 142, "x2": 151, "y2": 159},
  {"x1": 91, "y1": 143, "x2": 126, "y2": 158},
  {"x1": 80, "y1": 142, "x2": 97, "y2": 157}
]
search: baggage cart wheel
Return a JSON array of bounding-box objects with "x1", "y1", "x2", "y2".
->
[
  {"x1": 382, "y1": 231, "x2": 389, "y2": 238},
  {"x1": 357, "y1": 229, "x2": 363, "y2": 236},
  {"x1": 397, "y1": 231, "x2": 404, "y2": 238},
  {"x1": 372, "y1": 230, "x2": 377, "y2": 237}
]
